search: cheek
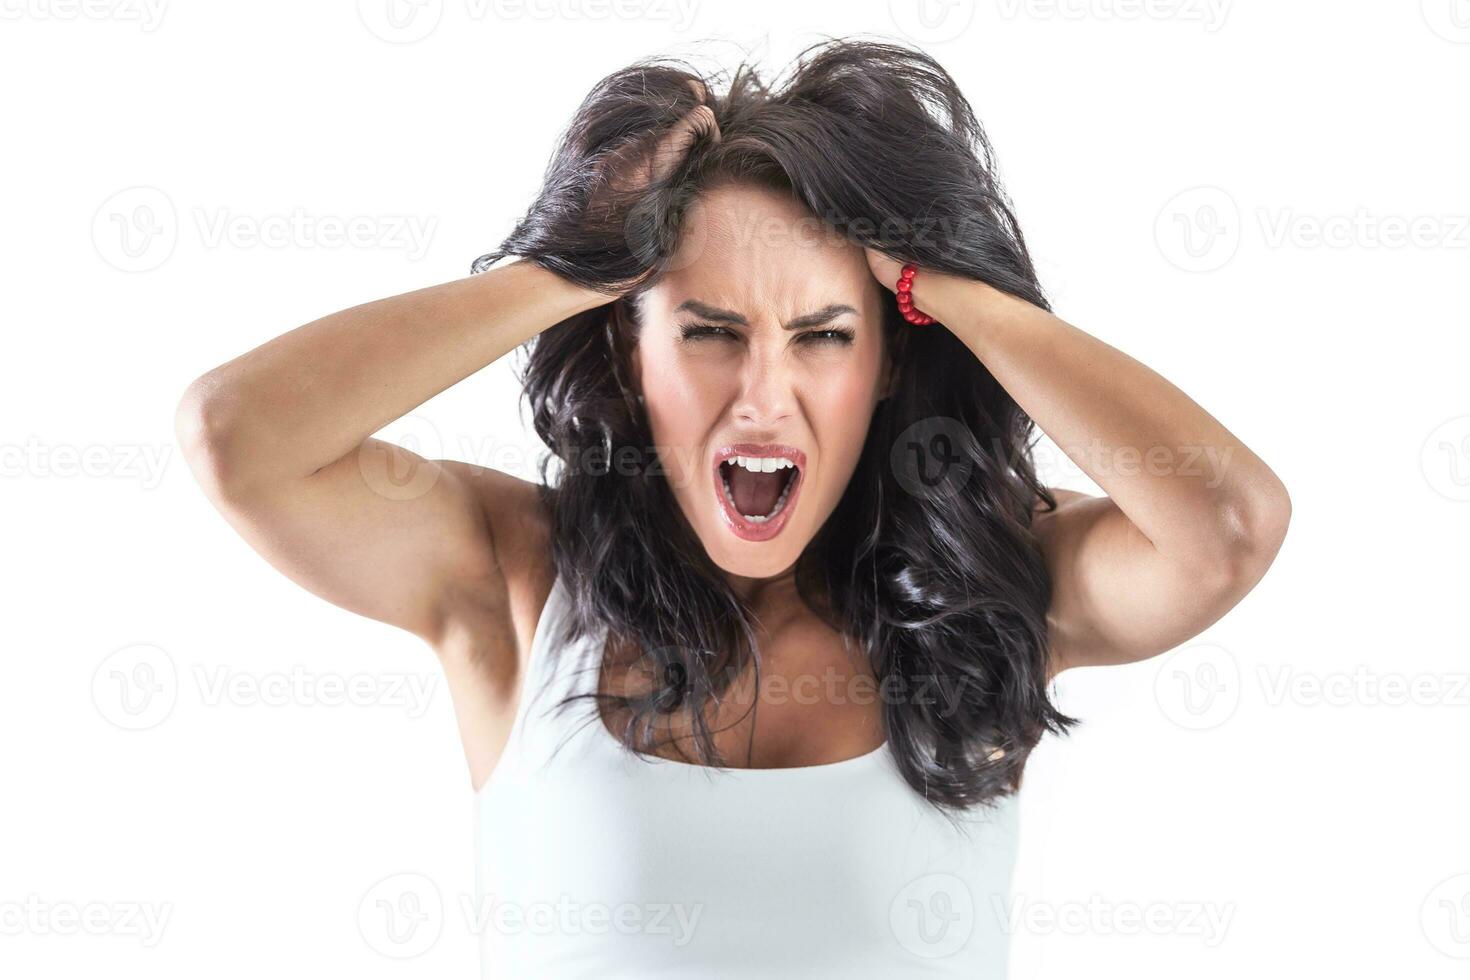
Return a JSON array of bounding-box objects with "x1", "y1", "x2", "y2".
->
[
  {"x1": 804, "y1": 348, "x2": 884, "y2": 482},
  {"x1": 815, "y1": 350, "x2": 882, "y2": 405},
  {"x1": 641, "y1": 351, "x2": 727, "y2": 491}
]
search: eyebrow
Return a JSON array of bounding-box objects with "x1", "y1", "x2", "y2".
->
[{"x1": 673, "y1": 299, "x2": 859, "y2": 331}]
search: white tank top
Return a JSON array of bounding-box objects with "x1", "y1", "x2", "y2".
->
[{"x1": 474, "y1": 570, "x2": 1022, "y2": 978}]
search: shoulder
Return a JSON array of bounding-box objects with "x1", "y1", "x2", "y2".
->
[{"x1": 1031, "y1": 485, "x2": 1096, "y2": 532}]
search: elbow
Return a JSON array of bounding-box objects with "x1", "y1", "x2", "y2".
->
[
  {"x1": 1210, "y1": 473, "x2": 1293, "y2": 589},
  {"x1": 174, "y1": 374, "x2": 255, "y2": 502},
  {"x1": 174, "y1": 374, "x2": 215, "y2": 452}
]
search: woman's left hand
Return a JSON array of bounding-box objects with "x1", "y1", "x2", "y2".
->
[{"x1": 862, "y1": 248, "x2": 976, "y2": 328}]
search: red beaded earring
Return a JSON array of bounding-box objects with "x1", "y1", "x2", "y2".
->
[{"x1": 895, "y1": 263, "x2": 935, "y2": 325}]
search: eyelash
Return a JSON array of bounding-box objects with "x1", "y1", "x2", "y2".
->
[{"x1": 679, "y1": 324, "x2": 856, "y2": 345}]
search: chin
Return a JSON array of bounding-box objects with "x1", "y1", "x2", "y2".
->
[{"x1": 704, "y1": 537, "x2": 807, "y2": 580}]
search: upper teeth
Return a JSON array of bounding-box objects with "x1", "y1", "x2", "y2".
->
[{"x1": 728, "y1": 455, "x2": 795, "y2": 473}]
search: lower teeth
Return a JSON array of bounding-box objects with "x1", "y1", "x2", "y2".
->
[{"x1": 722, "y1": 472, "x2": 795, "y2": 524}]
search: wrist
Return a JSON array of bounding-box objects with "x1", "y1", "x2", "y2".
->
[
  {"x1": 927, "y1": 275, "x2": 1041, "y2": 352},
  {"x1": 507, "y1": 258, "x2": 618, "y2": 317}
]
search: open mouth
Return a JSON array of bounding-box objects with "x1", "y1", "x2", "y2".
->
[{"x1": 712, "y1": 445, "x2": 805, "y2": 541}]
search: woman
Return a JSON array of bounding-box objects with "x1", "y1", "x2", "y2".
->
[{"x1": 176, "y1": 39, "x2": 1289, "y2": 979}]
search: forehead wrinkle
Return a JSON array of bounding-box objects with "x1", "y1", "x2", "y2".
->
[{"x1": 659, "y1": 187, "x2": 876, "y2": 324}]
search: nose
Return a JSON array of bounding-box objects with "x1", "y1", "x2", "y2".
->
[{"x1": 731, "y1": 339, "x2": 794, "y2": 429}]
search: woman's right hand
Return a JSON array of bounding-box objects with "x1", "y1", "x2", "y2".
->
[{"x1": 589, "y1": 79, "x2": 721, "y2": 217}]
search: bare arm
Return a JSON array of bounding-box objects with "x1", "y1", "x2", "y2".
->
[
  {"x1": 867, "y1": 252, "x2": 1291, "y2": 678},
  {"x1": 174, "y1": 87, "x2": 717, "y2": 790},
  {"x1": 173, "y1": 74, "x2": 719, "y2": 646},
  {"x1": 174, "y1": 259, "x2": 611, "y2": 645}
]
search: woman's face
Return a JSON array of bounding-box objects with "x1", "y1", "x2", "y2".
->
[{"x1": 630, "y1": 183, "x2": 893, "y2": 583}]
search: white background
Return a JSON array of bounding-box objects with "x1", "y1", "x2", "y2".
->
[{"x1": 3, "y1": 1, "x2": 1468, "y2": 977}]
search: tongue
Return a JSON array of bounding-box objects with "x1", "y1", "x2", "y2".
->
[{"x1": 726, "y1": 464, "x2": 787, "y2": 517}]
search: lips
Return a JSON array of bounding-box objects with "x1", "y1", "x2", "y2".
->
[{"x1": 711, "y1": 444, "x2": 806, "y2": 542}]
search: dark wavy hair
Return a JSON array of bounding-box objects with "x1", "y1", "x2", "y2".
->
[{"x1": 471, "y1": 36, "x2": 1076, "y2": 818}]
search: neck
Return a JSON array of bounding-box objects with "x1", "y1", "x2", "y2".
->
[{"x1": 724, "y1": 561, "x2": 799, "y2": 609}]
